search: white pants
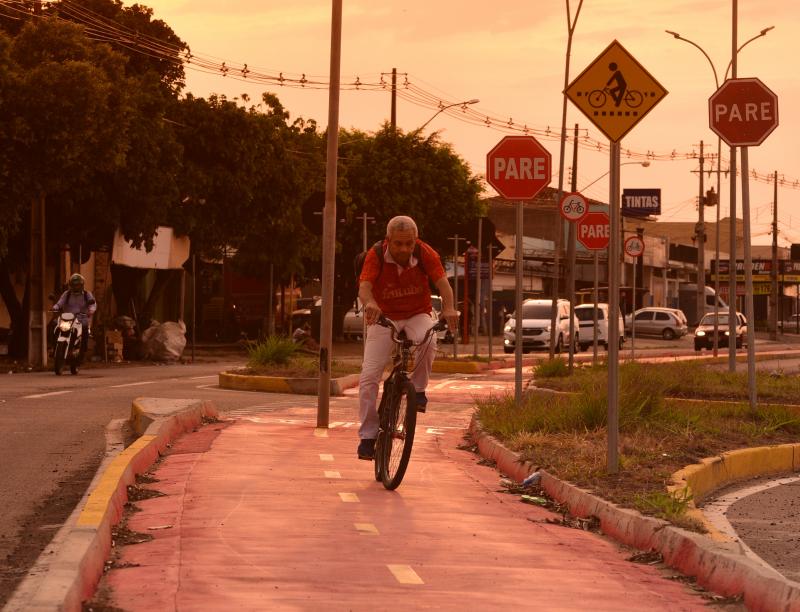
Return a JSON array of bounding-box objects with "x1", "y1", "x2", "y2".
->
[{"x1": 358, "y1": 312, "x2": 436, "y2": 440}]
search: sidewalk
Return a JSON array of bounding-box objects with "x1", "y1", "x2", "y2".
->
[{"x1": 91, "y1": 407, "x2": 709, "y2": 611}]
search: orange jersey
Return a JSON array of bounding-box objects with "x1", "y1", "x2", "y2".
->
[{"x1": 359, "y1": 239, "x2": 446, "y2": 320}]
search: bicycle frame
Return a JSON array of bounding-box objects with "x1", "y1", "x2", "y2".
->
[{"x1": 373, "y1": 316, "x2": 446, "y2": 490}]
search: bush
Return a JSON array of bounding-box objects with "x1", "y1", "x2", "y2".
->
[
  {"x1": 246, "y1": 335, "x2": 298, "y2": 367},
  {"x1": 533, "y1": 357, "x2": 569, "y2": 378}
]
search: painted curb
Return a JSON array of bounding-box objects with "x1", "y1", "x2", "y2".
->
[
  {"x1": 668, "y1": 442, "x2": 800, "y2": 541},
  {"x1": 468, "y1": 417, "x2": 800, "y2": 612},
  {"x1": 218, "y1": 371, "x2": 360, "y2": 395},
  {"x1": 5, "y1": 398, "x2": 219, "y2": 612}
]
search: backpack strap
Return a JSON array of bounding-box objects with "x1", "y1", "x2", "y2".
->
[{"x1": 372, "y1": 239, "x2": 428, "y2": 281}]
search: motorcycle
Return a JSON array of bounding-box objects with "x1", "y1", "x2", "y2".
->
[{"x1": 52, "y1": 311, "x2": 84, "y2": 375}]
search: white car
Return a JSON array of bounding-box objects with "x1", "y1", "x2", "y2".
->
[
  {"x1": 575, "y1": 303, "x2": 624, "y2": 351},
  {"x1": 503, "y1": 298, "x2": 579, "y2": 354},
  {"x1": 342, "y1": 296, "x2": 452, "y2": 342}
]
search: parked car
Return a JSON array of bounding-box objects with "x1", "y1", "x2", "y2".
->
[
  {"x1": 342, "y1": 296, "x2": 453, "y2": 343},
  {"x1": 503, "y1": 298, "x2": 579, "y2": 354},
  {"x1": 575, "y1": 303, "x2": 624, "y2": 351},
  {"x1": 778, "y1": 313, "x2": 800, "y2": 331},
  {"x1": 624, "y1": 307, "x2": 688, "y2": 340},
  {"x1": 694, "y1": 311, "x2": 747, "y2": 351}
]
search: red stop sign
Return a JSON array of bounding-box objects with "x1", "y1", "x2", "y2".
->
[
  {"x1": 709, "y1": 78, "x2": 779, "y2": 147},
  {"x1": 577, "y1": 211, "x2": 610, "y2": 250},
  {"x1": 486, "y1": 136, "x2": 551, "y2": 200}
]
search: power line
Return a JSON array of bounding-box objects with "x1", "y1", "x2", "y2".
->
[{"x1": 4, "y1": 0, "x2": 800, "y2": 190}]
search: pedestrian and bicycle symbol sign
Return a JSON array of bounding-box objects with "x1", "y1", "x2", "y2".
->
[
  {"x1": 559, "y1": 192, "x2": 588, "y2": 222},
  {"x1": 566, "y1": 40, "x2": 667, "y2": 142}
]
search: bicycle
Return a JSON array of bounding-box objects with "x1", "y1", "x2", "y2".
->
[
  {"x1": 588, "y1": 87, "x2": 644, "y2": 109},
  {"x1": 373, "y1": 315, "x2": 447, "y2": 490}
]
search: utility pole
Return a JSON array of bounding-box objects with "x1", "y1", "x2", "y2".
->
[
  {"x1": 696, "y1": 140, "x2": 706, "y2": 328},
  {"x1": 357, "y1": 212, "x2": 374, "y2": 347},
  {"x1": 728, "y1": 0, "x2": 739, "y2": 374},
  {"x1": 770, "y1": 170, "x2": 778, "y2": 340},
  {"x1": 316, "y1": 0, "x2": 342, "y2": 429},
  {"x1": 448, "y1": 234, "x2": 462, "y2": 358},
  {"x1": 390, "y1": 68, "x2": 397, "y2": 130},
  {"x1": 567, "y1": 123, "x2": 579, "y2": 372}
]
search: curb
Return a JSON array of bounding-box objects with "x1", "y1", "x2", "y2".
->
[
  {"x1": 5, "y1": 398, "x2": 219, "y2": 612},
  {"x1": 218, "y1": 371, "x2": 360, "y2": 395},
  {"x1": 468, "y1": 416, "x2": 800, "y2": 612},
  {"x1": 669, "y1": 443, "x2": 800, "y2": 541}
]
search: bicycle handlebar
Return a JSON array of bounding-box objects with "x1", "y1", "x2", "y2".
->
[{"x1": 377, "y1": 315, "x2": 447, "y2": 345}]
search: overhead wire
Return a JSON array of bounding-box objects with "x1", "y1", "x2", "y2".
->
[{"x1": 3, "y1": 0, "x2": 800, "y2": 190}]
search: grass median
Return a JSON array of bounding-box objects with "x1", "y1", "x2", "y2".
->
[
  {"x1": 476, "y1": 359, "x2": 800, "y2": 529},
  {"x1": 231, "y1": 335, "x2": 360, "y2": 378}
]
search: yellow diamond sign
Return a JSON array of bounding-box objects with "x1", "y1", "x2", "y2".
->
[{"x1": 566, "y1": 40, "x2": 667, "y2": 142}]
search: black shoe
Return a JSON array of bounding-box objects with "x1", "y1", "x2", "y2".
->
[
  {"x1": 357, "y1": 438, "x2": 376, "y2": 460},
  {"x1": 416, "y1": 391, "x2": 427, "y2": 413}
]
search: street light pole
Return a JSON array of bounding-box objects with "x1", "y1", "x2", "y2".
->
[{"x1": 416, "y1": 99, "x2": 479, "y2": 133}]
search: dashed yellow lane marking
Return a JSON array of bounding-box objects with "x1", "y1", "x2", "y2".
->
[
  {"x1": 354, "y1": 523, "x2": 379, "y2": 535},
  {"x1": 324, "y1": 471, "x2": 341, "y2": 479},
  {"x1": 319, "y1": 454, "x2": 334, "y2": 462},
  {"x1": 338, "y1": 492, "x2": 359, "y2": 503},
  {"x1": 314, "y1": 428, "x2": 329, "y2": 438},
  {"x1": 387, "y1": 565, "x2": 424, "y2": 585}
]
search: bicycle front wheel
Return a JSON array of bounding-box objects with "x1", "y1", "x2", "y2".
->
[{"x1": 379, "y1": 381, "x2": 417, "y2": 490}]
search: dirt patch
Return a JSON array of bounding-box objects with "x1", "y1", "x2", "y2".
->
[{"x1": 497, "y1": 426, "x2": 799, "y2": 529}]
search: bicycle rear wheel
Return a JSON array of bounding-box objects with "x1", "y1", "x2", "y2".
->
[{"x1": 378, "y1": 381, "x2": 417, "y2": 490}]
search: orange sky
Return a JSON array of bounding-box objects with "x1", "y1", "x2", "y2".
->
[{"x1": 147, "y1": 0, "x2": 799, "y2": 247}]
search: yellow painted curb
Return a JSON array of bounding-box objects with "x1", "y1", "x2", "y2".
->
[
  {"x1": 77, "y1": 435, "x2": 156, "y2": 528},
  {"x1": 432, "y1": 360, "x2": 486, "y2": 374},
  {"x1": 219, "y1": 371, "x2": 293, "y2": 393},
  {"x1": 669, "y1": 442, "x2": 800, "y2": 541}
]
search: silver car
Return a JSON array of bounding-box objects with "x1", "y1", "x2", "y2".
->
[{"x1": 625, "y1": 307, "x2": 688, "y2": 340}]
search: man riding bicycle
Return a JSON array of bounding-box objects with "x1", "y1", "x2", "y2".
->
[{"x1": 357, "y1": 216, "x2": 458, "y2": 460}]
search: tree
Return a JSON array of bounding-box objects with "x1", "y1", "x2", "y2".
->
[
  {"x1": 171, "y1": 93, "x2": 322, "y2": 283},
  {"x1": 0, "y1": 18, "x2": 180, "y2": 356},
  {"x1": 329, "y1": 125, "x2": 485, "y2": 304}
]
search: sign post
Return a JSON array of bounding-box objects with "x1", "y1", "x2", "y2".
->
[
  {"x1": 578, "y1": 210, "x2": 610, "y2": 365},
  {"x1": 567, "y1": 40, "x2": 667, "y2": 474},
  {"x1": 710, "y1": 77, "x2": 779, "y2": 413},
  {"x1": 624, "y1": 235, "x2": 645, "y2": 361},
  {"x1": 486, "y1": 136, "x2": 552, "y2": 405}
]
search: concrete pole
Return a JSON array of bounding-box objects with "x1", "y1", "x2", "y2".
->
[
  {"x1": 567, "y1": 123, "x2": 579, "y2": 372},
  {"x1": 450, "y1": 234, "x2": 461, "y2": 358},
  {"x1": 770, "y1": 171, "x2": 778, "y2": 340},
  {"x1": 697, "y1": 140, "x2": 705, "y2": 327},
  {"x1": 474, "y1": 218, "x2": 482, "y2": 357},
  {"x1": 317, "y1": 0, "x2": 342, "y2": 428}
]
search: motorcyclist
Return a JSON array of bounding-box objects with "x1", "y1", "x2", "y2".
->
[{"x1": 52, "y1": 274, "x2": 97, "y2": 363}]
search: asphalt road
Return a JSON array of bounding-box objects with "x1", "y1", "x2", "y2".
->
[{"x1": 726, "y1": 477, "x2": 800, "y2": 584}]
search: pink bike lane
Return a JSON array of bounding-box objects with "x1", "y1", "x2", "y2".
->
[{"x1": 94, "y1": 398, "x2": 710, "y2": 611}]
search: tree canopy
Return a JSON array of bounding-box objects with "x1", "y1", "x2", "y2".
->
[{"x1": 0, "y1": 1, "x2": 485, "y2": 356}]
